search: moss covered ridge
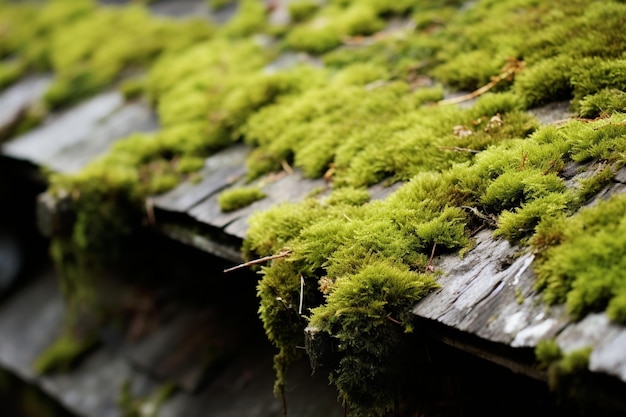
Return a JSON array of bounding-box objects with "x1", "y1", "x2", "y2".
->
[{"x1": 2, "y1": 0, "x2": 626, "y2": 415}]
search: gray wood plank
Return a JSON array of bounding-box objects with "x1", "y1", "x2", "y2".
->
[
  {"x1": 590, "y1": 328, "x2": 626, "y2": 382},
  {"x1": 0, "y1": 267, "x2": 63, "y2": 381},
  {"x1": 207, "y1": 172, "x2": 327, "y2": 239},
  {"x1": 44, "y1": 100, "x2": 158, "y2": 173},
  {"x1": 121, "y1": 308, "x2": 242, "y2": 393},
  {"x1": 152, "y1": 144, "x2": 249, "y2": 214},
  {"x1": 2, "y1": 92, "x2": 158, "y2": 173},
  {"x1": 2, "y1": 92, "x2": 123, "y2": 168},
  {"x1": 0, "y1": 74, "x2": 52, "y2": 133}
]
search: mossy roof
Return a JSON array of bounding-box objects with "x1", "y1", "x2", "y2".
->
[{"x1": 2, "y1": 0, "x2": 626, "y2": 415}]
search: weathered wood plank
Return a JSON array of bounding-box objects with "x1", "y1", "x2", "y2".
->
[
  {"x1": 412, "y1": 168, "x2": 626, "y2": 383},
  {"x1": 2, "y1": 92, "x2": 158, "y2": 173},
  {"x1": 0, "y1": 267, "x2": 164, "y2": 417},
  {"x1": 0, "y1": 267, "x2": 63, "y2": 381},
  {"x1": 121, "y1": 308, "x2": 242, "y2": 393},
  {"x1": 186, "y1": 170, "x2": 327, "y2": 239},
  {"x1": 0, "y1": 74, "x2": 52, "y2": 135},
  {"x1": 590, "y1": 328, "x2": 626, "y2": 382},
  {"x1": 152, "y1": 144, "x2": 249, "y2": 214}
]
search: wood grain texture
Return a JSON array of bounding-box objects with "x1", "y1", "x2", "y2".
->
[
  {"x1": 2, "y1": 92, "x2": 158, "y2": 173},
  {"x1": 0, "y1": 74, "x2": 52, "y2": 134}
]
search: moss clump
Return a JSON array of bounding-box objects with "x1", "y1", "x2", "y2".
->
[
  {"x1": 532, "y1": 193, "x2": 626, "y2": 321},
  {"x1": 0, "y1": 60, "x2": 24, "y2": 90},
  {"x1": 326, "y1": 187, "x2": 370, "y2": 206},
  {"x1": 33, "y1": 332, "x2": 97, "y2": 375},
  {"x1": 535, "y1": 340, "x2": 592, "y2": 394},
  {"x1": 207, "y1": 0, "x2": 235, "y2": 11},
  {"x1": 0, "y1": 1, "x2": 214, "y2": 109},
  {"x1": 220, "y1": 0, "x2": 268, "y2": 38},
  {"x1": 218, "y1": 186, "x2": 266, "y2": 212},
  {"x1": 2, "y1": 0, "x2": 625, "y2": 414},
  {"x1": 288, "y1": 0, "x2": 320, "y2": 22},
  {"x1": 283, "y1": 3, "x2": 386, "y2": 54},
  {"x1": 579, "y1": 88, "x2": 626, "y2": 119},
  {"x1": 309, "y1": 259, "x2": 437, "y2": 416},
  {"x1": 118, "y1": 379, "x2": 176, "y2": 417}
]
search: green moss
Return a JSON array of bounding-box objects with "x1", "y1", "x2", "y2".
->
[
  {"x1": 326, "y1": 187, "x2": 370, "y2": 206},
  {"x1": 2, "y1": 0, "x2": 625, "y2": 414},
  {"x1": 579, "y1": 89, "x2": 626, "y2": 119},
  {"x1": 207, "y1": 0, "x2": 235, "y2": 10},
  {"x1": 532, "y1": 193, "x2": 626, "y2": 321},
  {"x1": 220, "y1": 0, "x2": 268, "y2": 38},
  {"x1": 0, "y1": 60, "x2": 24, "y2": 90},
  {"x1": 288, "y1": 0, "x2": 319, "y2": 22},
  {"x1": 535, "y1": 339, "x2": 563, "y2": 365},
  {"x1": 574, "y1": 166, "x2": 615, "y2": 205},
  {"x1": 218, "y1": 186, "x2": 266, "y2": 212},
  {"x1": 559, "y1": 347, "x2": 592, "y2": 375},
  {"x1": 118, "y1": 379, "x2": 176, "y2": 417},
  {"x1": 309, "y1": 258, "x2": 438, "y2": 416},
  {"x1": 33, "y1": 332, "x2": 97, "y2": 375},
  {"x1": 283, "y1": 3, "x2": 385, "y2": 54},
  {"x1": 119, "y1": 77, "x2": 146, "y2": 101}
]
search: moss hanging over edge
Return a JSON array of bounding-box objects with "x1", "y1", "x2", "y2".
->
[{"x1": 2, "y1": 0, "x2": 626, "y2": 413}]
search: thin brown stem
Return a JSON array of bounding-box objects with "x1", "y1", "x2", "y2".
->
[
  {"x1": 439, "y1": 146, "x2": 480, "y2": 154},
  {"x1": 223, "y1": 249, "x2": 292, "y2": 273}
]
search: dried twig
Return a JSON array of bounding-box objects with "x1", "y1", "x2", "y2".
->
[
  {"x1": 386, "y1": 315, "x2": 403, "y2": 325},
  {"x1": 145, "y1": 198, "x2": 156, "y2": 225},
  {"x1": 461, "y1": 206, "x2": 497, "y2": 227},
  {"x1": 281, "y1": 159, "x2": 294, "y2": 175},
  {"x1": 223, "y1": 249, "x2": 292, "y2": 273},
  {"x1": 425, "y1": 242, "x2": 437, "y2": 273},
  {"x1": 438, "y1": 58, "x2": 524, "y2": 105},
  {"x1": 298, "y1": 274, "x2": 305, "y2": 315},
  {"x1": 439, "y1": 146, "x2": 480, "y2": 154}
]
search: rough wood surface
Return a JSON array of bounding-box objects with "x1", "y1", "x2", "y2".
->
[
  {"x1": 0, "y1": 74, "x2": 52, "y2": 135},
  {"x1": 2, "y1": 92, "x2": 158, "y2": 173},
  {"x1": 0, "y1": 1, "x2": 624, "y2": 405},
  {"x1": 416, "y1": 177, "x2": 626, "y2": 383}
]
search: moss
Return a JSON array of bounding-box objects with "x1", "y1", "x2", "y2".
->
[
  {"x1": 2, "y1": 0, "x2": 625, "y2": 414},
  {"x1": 207, "y1": 0, "x2": 235, "y2": 10},
  {"x1": 308, "y1": 258, "x2": 438, "y2": 416},
  {"x1": 574, "y1": 166, "x2": 615, "y2": 205},
  {"x1": 283, "y1": 3, "x2": 386, "y2": 54},
  {"x1": 118, "y1": 379, "x2": 176, "y2": 417},
  {"x1": 0, "y1": 1, "x2": 215, "y2": 109},
  {"x1": 559, "y1": 347, "x2": 592, "y2": 375},
  {"x1": 288, "y1": 0, "x2": 319, "y2": 22},
  {"x1": 326, "y1": 187, "x2": 370, "y2": 206},
  {"x1": 532, "y1": 193, "x2": 626, "y2": 320},
  {"x1": 220, "y1": 0, "x2": 268, "y2": 38},
  {"x1": 535, "y1": 339, "x2": 563, "y2": 365},
  {"x1": 0, "y1": 60, "x2": 24, "y2": 90},
  {"x1": 536, "y1": 340, "x2": 592, "y2": 394},
  {"x1": 33, "y1": 332, "x2": 97, "y2": 375},
  {"x1": 579, "y1": 88, "x2": 626, "y2": 119},
  {"x1": 218, "y1": 186, "x2": 266, "y2": 212},
  {"x1": 119, "y1": 77, "x2": 147, "y2": 101}
]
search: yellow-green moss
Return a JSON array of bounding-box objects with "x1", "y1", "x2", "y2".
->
[
  {"x1": 118, "y1": 379, "x2": 176, "y2": 417},
  {"x1": 3, "y1": 0, "x2": 626, "y2": 414},
  {"x1": 309, "y1": 258, "x2": 437, "y2": 416},
  {"x1": 288, "y1": 0, "x2": 319, "y2": 22},
  {"x1": 531, "y1": 192, "x2": 626, "y2": 321},
  {"x1": 220, "y1": 0, "x2": 268, "y2": 38},
  {"x1": 283, "y1": 3, "x2": 386, "y2": 54},
  {"x1": 218, "y1": 186, "x2": 266, "y2": 212},
  {"x1": 33, "y1": 332, "x2": 97, "y2": 375}
]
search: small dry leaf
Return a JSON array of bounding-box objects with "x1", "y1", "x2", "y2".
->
[{"x1": 453, "y1": 125, "x2": 473, "y2": 138}]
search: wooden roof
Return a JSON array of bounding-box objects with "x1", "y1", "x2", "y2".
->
[{"x1": 2, "y1": 0, "x2": 626, "y2": 415}]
